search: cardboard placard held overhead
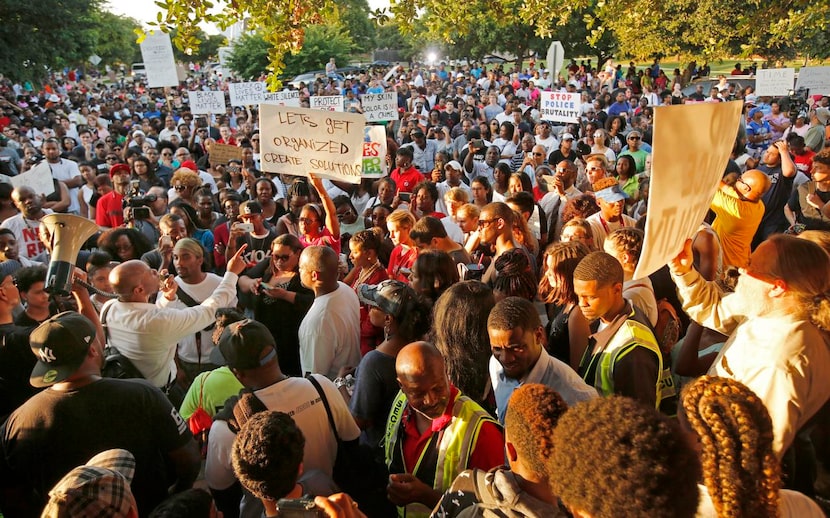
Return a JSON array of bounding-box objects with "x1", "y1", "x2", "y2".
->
[
  {"x1": 190, "y1": 90, "x2": 226, "y2": 115},
  {"x1": 795, "y1": 67, "x2": 830, "y2": 96},
  {"x1": 755, "y1": 68, "x2": 796, "y2": 97},
  {"x1": 310, "y1": 95, "x2": 344, "y2": 112},
  {"x1": 228, "y1": 82, "x2": 266, "y2": 106},
  {"x1": 634, "y1": 101, "x2": 743, "y2": 280},
  {"x1": 362, "y1": 125, "x2": 388, "y2": 177},
  {"x1": 259, "y1": 105, "x2": 364, "y2": 184},
  {"x1": 262, "y1": 90, "x2": 301, "y2": 107},
  {"x1": 139, "y1": 32, "x2": 179, "y2": 88},
  {"x1": 362, "y1": 93, "x2": 398, "y2": 122},
  {"x1": 540, "y1": 91, "x2": 580, "y2": 123},
  {"x1": 209, "y1": 143, "x2": 244, "y2": 166}
]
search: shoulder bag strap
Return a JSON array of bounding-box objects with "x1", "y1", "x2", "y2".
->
[{"x1": 305, "y1": 373, "x2": 341, "y2": 443}]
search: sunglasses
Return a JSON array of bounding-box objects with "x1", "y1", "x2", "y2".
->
[
  {"x1": 173, "y1": 185, "x2": 189, "y2": 191},
  {"x1": 272, "y1": 254, "x2": 292, "y2": 261},
  {"x1": 628, "y1": 136, "x2": 641, "y2": 140}
]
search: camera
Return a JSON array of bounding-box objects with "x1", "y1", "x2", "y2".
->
[
  {"x1": 276, "y1": 498, "x2": 325, "y2": 517},
  {"x1": 123, "y1": 181, "x2": 157, "y2": 220},
  {"x1": 786, "y1": 87, "x2": 810, "y2": 122}
]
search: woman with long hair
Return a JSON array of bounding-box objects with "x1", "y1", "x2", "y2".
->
[
  {"x1": 616, "y1": 154, "x2": 639, "y2": 202},
  {"x1": 539, "y1": 241, "x2": 591, "y2": 368},
  {"x1": 239, "y1": 234, "x2": 314, "y2": 376},
  {"x1": 682, "y1": 376, "x2": 824, "y2": 517},
  {"x1": 471, "y1": 176, "x2": 493, "y2": 208},
  {"x1": 604, "y1": 115, "x2": 626, "y2": 154},
  {"x1": 409, "y1": 250, "x2": 459, "y2": 307}
]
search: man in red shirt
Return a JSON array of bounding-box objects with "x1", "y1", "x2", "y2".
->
[
  {"x1": 96, "y1": 164, "x2": 132, "y2": 229},
  {"x1": 385, "y1": 342, "x2": 503, "y2": 517},
  {"x1": 390, "y1": 147, "x2": 425, "y2": 197},
  {"x1": 788, "y1": 134, "x2": 815, "y2": 178}
]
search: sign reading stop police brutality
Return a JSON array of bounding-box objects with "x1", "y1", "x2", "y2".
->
[
  {"x1": 540, "y1": 91, "x2": 580, "y2": 123},
  {"x1": 228, "y1": 82, "x2": 266, "y2": 106},
  {"x1": 634, "y1": 101, "x2": 743, "y2": 279},
  {"x1": 362, "y1": 125, "x2": 388, "y2": 177},
  {"x1": 190, "y1": 91, "x2": 226, "y2": 114},
  {"x1": 260, "y1": 104, "x2": 364, "y2": 184},
  {"x1": 362, "y1": 93, "x2": 398, "y2": 122},
  {"x1": 310, "y1": 95, "x2": 344, "y2": 112}
]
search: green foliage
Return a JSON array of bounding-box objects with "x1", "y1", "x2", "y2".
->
[
  {"x1": 169, "y1": 30, "x2": 226, "y2": 63},
  {"x1": 336, "y1": 0, "x2": 376, "y2": 52},
  {"x1": 227, "y1": 33, "x2": 271, "y2": 80},
  {"x1": 88, "y1": 11, "x2": 143, "y2": 67}
]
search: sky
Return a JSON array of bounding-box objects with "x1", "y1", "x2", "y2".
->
[{"x1": 105, "y1": 0, "x2": 391, "y2": 35}]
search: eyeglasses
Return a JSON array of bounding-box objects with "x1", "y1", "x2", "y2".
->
[
  {"x1": 161, "y1": 152, "x2": 172, "y2": 157},
  {"x1": 587, "y1": 166, "x2": 605, "y2": 172},
  {"x1": 272, "y1": 254, "x2": 292, "y2": 261},
  {"x1": 173, "y1": 185, "x2": 189, "y2": 191},
  {"x1": 477, "y1": 218, "x2": 499, "y2": 229},
  {"x1": 736, "y1": 177, "x2": 752, "y2": 193}
]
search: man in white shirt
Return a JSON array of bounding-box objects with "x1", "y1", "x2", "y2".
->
[
  {"x1": 539, "y1": 161, "x2": 582, "y2": 240},
  {"x1": 298, "y1": 245, "x2": 360, "y2": 380},
  {"x1": 1, "y1": 186, "x2": 53, "y2": 261},
  {"x1": 42, "y1": 138, "x2": 82, "y2": 214}
]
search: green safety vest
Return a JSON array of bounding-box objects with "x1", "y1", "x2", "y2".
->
[
  {"x1": 582, "y1": 313, "x2": 676, "y2": 409},
  {"x1": 384, "y1": 390, "x2": 498, "y2": 518}
]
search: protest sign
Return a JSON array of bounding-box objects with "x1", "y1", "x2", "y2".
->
[
  {"x1": 12, "y1": 162, "x2": 55, "y2": 197},
  {"x1": 755, "y1": 68, "x2": 796, "y2": 97},
  {"x1": 259, "y1": 105, "x2": 364, "y2": 184},
  {"x1": 362, "y1": 93, "x2": 398, "y2": 122},
  {"x1": 229, "y1": 82, "x2": 266, "y2": 106},
  {"x1": 209, "y1": 143, "x2": 244, "y2": 166},
  {"x1": 540, "y1": 91, "x2": 580, "y2": 123},
  {"x1": 310, "y1": 95, "x2": 344, "y2": 112},
  {"x1": 362, "y1": 125, "x2": 388, "y2": 177},
  {"x1": 189, "y1": 90, "x2": 226, "y2": 114},
  {"x1": 634, "y1": 101, "x2": 742, "y2": 280},
  {"x1": 139, "y1": 32, "x2": 179, "y2": 88},
  {"x1": 262, "y1": 90, "x2": 301, "y2": 107},
  {"x1": 795, "y1": 67, "x2": 830, "y2": 96}
]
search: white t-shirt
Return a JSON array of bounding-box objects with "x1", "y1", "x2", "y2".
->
[
  {"x1": 623, "y1": 277, "x2": 658, "y2": 327},
  {"x1": 205, "y1": 374, "x2": 361, "y2": 490},
  {"x1": 169, "y1": 273, "x2": 237, "y2": 363},
  {"x1": 299, "y1": 282, "x2": 361, "y2": 379},
  {"x1": 47, "y1": 159, "x2": 82, "y2": 213},
  {"x1": 0, "y1": 211, "x2": 53, "y2": 260}
]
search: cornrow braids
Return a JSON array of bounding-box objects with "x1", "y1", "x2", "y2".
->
[{"x1": 681, "y1": 376, "x2": 780, "y2": 518}]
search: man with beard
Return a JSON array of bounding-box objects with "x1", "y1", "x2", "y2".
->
[
  {"x1": 670, "y1": 234, "x2": 830, "y2": 458},
  {"x1": 384, "y1": 342, "x2": 503, "y2": 517}
]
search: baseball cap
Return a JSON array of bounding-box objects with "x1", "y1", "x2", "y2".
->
[
  {"x1": 30, "y1": 312, "x2": 97, "y2": 388},
  {"x1": 560, "y1": 133, "x2": 575, "y2": 141},
  {"x1": 180, "y1": 160, "x2": 199, "y2": 171},
  {"x1": 358, "y1": 280, "x2": 417, "y2": 320},
  {"x1": 445, "y1": 160, "x2": 463, "y2": 171},
  {"x1": 411, "y1": 129, "x2": 425, "y2": 137},
  {"x1": 109, "y1": 163, "x2": 130, "y2": 178},
  {"x1": 592, "y1": 177, "x2": 629, "y2": 203},
  {"x1": 132, "y1": 129, "x2": 145, "y2": 137},
  {"x1": 239, "y1": 200, "x2": 263, "y2": 215},
  {"x1": 42, "y1": 449, "x2": 137, "y2": 518},
  {"x1": 210, "y1": 319, "x2": 277, "y2": 370}
]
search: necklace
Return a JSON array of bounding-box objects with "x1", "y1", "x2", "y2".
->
[{"x1": 353, "y1": 261, "x2": 381, "y2": 288}]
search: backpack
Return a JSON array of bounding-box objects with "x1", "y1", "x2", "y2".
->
[{"x1": 99, "y1": 301, "x2": 145, "y2": 380}]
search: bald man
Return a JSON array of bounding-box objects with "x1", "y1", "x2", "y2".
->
[
  {"x1": 297, "y1": 245, "x2": 360, "y2": 380},
  {"x1": 102, "y1": 245, "x2": 248, "y2": 401},
  {"x1": 385, "y1": 342, "x2": 504, "y2": 517},
  {"x1": 710, "y1": 169, "x2": 771, "y2": 269}
]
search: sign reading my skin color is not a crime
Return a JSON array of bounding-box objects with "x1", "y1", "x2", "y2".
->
[{"x1": 259, "y1": 104, "x2": 364, "y2": 184}]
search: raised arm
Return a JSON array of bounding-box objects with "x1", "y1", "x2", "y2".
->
[{"x1": 309, "y1": 173, "x2": 340, "y2": 239}]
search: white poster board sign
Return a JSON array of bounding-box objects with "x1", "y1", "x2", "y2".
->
[
  {"x1": 189, "y1": 90, "x2": 226, "y2": 115},
  {"x1": 540, "y1": 91, "x2": 580, "y2": 123},
  {"x1": 634, "y1": 101, "x2": 743, "y2": 279},
  {"x1": 795, "y1": 67, "x2": 830, "y2": 96},
  {"x1": 139, "y1": 32, "x2": 179, "y2": 88},
  {"x1": 755, "y1": 68, "x2": 796, "y2": 97},
  {"x1": 262, "y1": 90, "x2": 301, "y2": 107},
  {"x1": 12, "y1": 162, "x2": 55, "y2": 197},
  {"x1": 362, "y1": 125, "x2": 388, "y2": 178},
  {"x1": 259, "y1": 105, "x2": 364, "y2": 184},
  {"x1": 310, "y1": 95, "x2": 344, "y2": 112},
  {"x1": 229, "y1": 82, "x2": 266, "y2": 106},
  {"x1": 362, "y1": 93, "x2": 398, "y2": 122}
]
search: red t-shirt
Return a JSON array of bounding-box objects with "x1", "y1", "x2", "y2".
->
[
  {"x1": 400, "y1": 386, "x2": 504, "y2": 474},
  {"x1": 387, "y1": 245, "x2": 418, "y2": 282},
  {"x1": 391, "y1": 166, "x2": 425, "y2": 194},
  {"x1": 95, "y1": 191, "x2": 124, "y2": 228},
  {"x1": 794, "y1": 149, "x2": 816, "y2": 177}
]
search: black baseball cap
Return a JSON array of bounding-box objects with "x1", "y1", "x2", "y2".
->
[
  {"x1": 30, "y1": 312, "x2": 97, "y2": 387},
  {"x1": 210, "y1": 319, "x2": 277, "y2": 370},
  {"x1": 358, "y1": 280, "x2": 417, "y2": 320}
]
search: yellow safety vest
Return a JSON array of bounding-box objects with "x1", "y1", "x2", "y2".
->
[{"x1": 383, "y1": 390, "x2": 498, "y2": 518}]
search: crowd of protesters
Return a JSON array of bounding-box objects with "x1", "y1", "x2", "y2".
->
[{"x1": 0, "y1": 55, "x2": 829, "y2": 517}]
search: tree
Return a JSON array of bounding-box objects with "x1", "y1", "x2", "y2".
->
[
  {"x1": 336, "y1": 0, "x2": 375, "y2": 53},
  {"x1": 227, "y1": 33, "x2": 271, "y2": 80},
  {"x1": 87, "y1": 11, "x2": 143, "y2": 68},
  {"x1": 0, "y1": 0, "x2": 101, "y2": 82},
  {"x1": 170, "y1": 30, "x2": 226, "y2": 64}
]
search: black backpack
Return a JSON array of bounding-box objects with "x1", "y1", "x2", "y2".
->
[{"x1": 99, "y1": 301, "x2": 145, "y2": 380}]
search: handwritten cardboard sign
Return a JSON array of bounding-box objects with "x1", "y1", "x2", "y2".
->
[
  {"x1": 140, "y1": 32, "x2": 179, "y2": 88},
  {"x1": 755, "y1": 68, "x2": 796, "y2": 97},
  {"x1": 228, "y1": 82, "x2": 266, "y2": 106},
  {"x1": 209, "y1": 143, "x2": 244, "y2": 166},
  {"x1": 362, "y1": 125, "x2": 388, "y2": 177},
  {"x1": 540, "y1": 91, "x2": 580, "y2": 123},
  {"x1": 189, "y1": 90, "x2": 226, "y2": 114},
  {"x1": 362, "y1": 93, "x2": 398, "y2": 122},
  {"x1": 634, "y1": 101, "x2": 743, "y2": 279},
  {"x1": 310, "y1": 95, "x2": 344, "y2": 112},
  {"x1": 262, "y1": 90, "x2": 301, "y2": 107},
  {"x1": 259, "y1": 105, "x2": 364, "y2": 184},
  {"x1": 795, "y1": 67, "x2": 830, "y2": 96}
]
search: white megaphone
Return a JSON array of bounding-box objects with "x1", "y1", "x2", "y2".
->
[{"x1": 41, "y1": 214, "x2": 100, "y2": 296}]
